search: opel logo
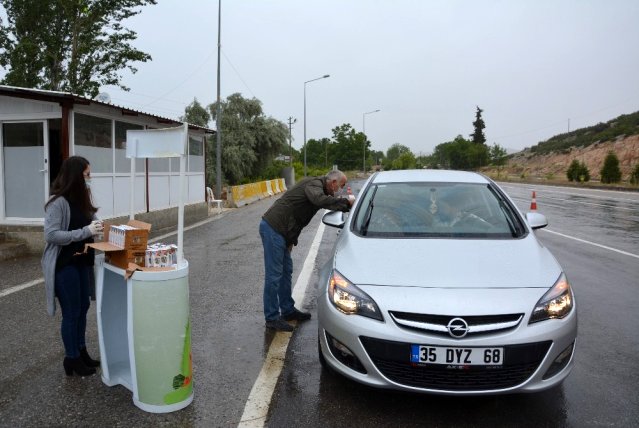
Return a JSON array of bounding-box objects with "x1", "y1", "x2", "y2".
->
[{"x1": 447, "y1": 317, "x2": 469, "y2": 338}]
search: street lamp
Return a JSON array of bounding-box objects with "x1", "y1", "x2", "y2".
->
[
  {"x1": 304, "y1": 74, "x2": 330, "y2": 176},
  {"x1": 362, "y1": 109, "x2": 380, "y2": 173}
]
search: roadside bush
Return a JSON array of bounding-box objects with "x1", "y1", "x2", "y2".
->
[
  {"x1": 566, "y1": 160, "x2": 590, "y2": 182},
  {"x1": 600, "y1": 151, "x2": 622, "y2": 183},
  {"x1": 630, "y1": 164, "x2": 639, "y2": 185}
]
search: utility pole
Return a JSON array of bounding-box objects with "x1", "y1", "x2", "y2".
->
[
  {"x1": 215, "y1": 0, "x2": 222, "y2": 199},
  {"x1": 287, "y1": 117, "x2": 296, "y2": 166}
]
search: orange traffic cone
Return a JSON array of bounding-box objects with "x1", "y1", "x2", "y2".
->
[{"x1": 530, "y1": 191, "x2": 537, "y2": 211}]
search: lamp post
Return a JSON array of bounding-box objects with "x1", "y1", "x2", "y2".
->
[
  {"x1": 362, "y1": 109, "x2": 380, "y2": 173},
  {"x1": 304, "y1": 74, "x2": 330, "y2": 176}
]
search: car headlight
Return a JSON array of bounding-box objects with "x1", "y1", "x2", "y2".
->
[
  {"x1": 529, "y1": 273, "x2": 574, "y2": 324},
  {"x1": 328, "y1": 269, "x2": 383, "y2": 321}
]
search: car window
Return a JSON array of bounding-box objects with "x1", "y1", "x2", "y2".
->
[{"x1": 354, "y1": 182, "x2": 524, "y2": 238}]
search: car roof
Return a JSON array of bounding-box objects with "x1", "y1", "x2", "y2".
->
[{"x1": 370, "y1": 169, "x2": 490, "y2": 184}]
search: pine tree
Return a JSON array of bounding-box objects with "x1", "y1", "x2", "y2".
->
[
  {"x1": 600, "y1": 151, "x2": 622, "y2": 183},
  {"x1": 470, "y1": 106, "x2": 486, "y2": 145}
]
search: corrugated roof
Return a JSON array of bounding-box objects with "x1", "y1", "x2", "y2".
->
[{"x1": 0, "y1": 85, "x2": 216, "y2": 134}]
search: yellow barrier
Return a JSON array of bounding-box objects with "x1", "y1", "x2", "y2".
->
[{"x1": 228, "y1": 178, "x2": 288, "y2": 208}]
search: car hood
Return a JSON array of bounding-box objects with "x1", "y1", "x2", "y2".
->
[{"x1": 333, "y1": 232, "x2": 561, "y2": 289}]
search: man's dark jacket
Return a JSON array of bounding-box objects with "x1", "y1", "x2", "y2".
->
[{"x1": 262, "y1": 176, "x2": 350, "y2": 246}]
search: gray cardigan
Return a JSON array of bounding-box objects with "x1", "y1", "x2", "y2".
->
[{"x1": 41, "y1": 196, "x2": 96, "y2": 316}]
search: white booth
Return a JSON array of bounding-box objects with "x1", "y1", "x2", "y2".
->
[{"x1": 95, "y1": 124, "x2": 193, "y2": 413}]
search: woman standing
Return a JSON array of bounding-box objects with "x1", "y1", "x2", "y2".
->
[{"x1": 42, "y1": 156, "x2": 104, "y2": 376}]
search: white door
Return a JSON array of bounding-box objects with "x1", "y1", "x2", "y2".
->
[{"x1": 1, "y1": 121, "x2": 49, "y2": 220}]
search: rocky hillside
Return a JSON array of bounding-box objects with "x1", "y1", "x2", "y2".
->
[
  {"x1": 504, "y1": 135, "x2": 639, "y2": 181},
  {"x1": 487, "y1": 110, "x2": 639, "y2": 182}
]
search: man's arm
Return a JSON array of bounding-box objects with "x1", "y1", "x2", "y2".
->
[{"x1": 304, "y1": 180, "x2": 351, "y2": 212}]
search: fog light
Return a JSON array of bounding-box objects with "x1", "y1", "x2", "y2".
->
[
  {"x1": 543, "y1": 342, "x2": 574, "y2": 379},
  {"x1": 325, "y1": 332, "x2": 367, "y2": 374},
  {"x1": 331, "y1": 337, "x2": 354, "y2": 357}
]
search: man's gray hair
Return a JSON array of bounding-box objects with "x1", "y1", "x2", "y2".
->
[{"x1": 325, "y1": 170, "x2": 345, "y2": 181}]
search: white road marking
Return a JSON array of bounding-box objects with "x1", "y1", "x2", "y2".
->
[
  {"x1": 0, "y1": 278, "x2": 44, "y2": 298},
  {"x1": 542, "y1": 229, "x2": 639, "y2": 259},
  {"x1": 238, "y1": 220, "x2": 326, "y2": 428}
]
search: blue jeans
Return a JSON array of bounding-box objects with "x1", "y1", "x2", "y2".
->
[
  {"x1": 55, "y1": 264, "x2": 90, "y2": 358},
  {"x1": 259, "y1": 219, "x2": 295, "y2": 321}
]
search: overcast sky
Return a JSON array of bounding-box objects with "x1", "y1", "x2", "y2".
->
[{"x1": 83, "y1": 1, "x2": 639, "y2": 154}]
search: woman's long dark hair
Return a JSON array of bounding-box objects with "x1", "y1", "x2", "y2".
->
[{"x1": 45, "y1": 156, "x2": 98, "y2": 217}]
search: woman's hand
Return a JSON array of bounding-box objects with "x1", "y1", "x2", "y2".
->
[{"x1": 88, "y1": 220, "x2": 103, "y2": 236}]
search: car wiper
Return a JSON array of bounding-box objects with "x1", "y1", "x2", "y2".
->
[{"x1": 359, "y1": 186, "x2": 378, "y2": 236}]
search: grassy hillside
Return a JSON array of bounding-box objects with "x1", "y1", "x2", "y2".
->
[{"x1": 529, "y1": 111, "x2": 639, "y2": 155}]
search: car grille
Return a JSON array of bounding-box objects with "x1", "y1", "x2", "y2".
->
[
  {"x1": 360, "y1": 336, "x2": 551, "y2": 391},
  {"x1": 389, "y1": 311, "x2": 523, "y2": 338}
]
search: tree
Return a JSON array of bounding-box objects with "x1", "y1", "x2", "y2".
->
[
  {"x1": 432, "y1": 135, "x2": 488, "y2": 170},
  {"x1": 0, "y1": 0, "x2": 156, "y2": 97},
  {"x1": 566, "y1": 159, "x2": 590, "y2": 182},
  {"x1": 330, "y1": 123, "x2": 365, "y2": 171},
  {"x1": 180, "y1": 98, "x2": 210, "y2": 127},
  {"x1": 489, "y1": 143, "x2": 508, "y2": 177},
  {"x1": 391, "y1": 151, "x2": 416, "y2": 170},
  {"x1": 600, "y1": 151, "x2": 622, "y2": 183},
  {"x1": 383, "y1": 143, "x2": 412, "y2": 170},
  {"x1": 208, "y1": 93, "x2": 287, "y2": 184},
  {"x1": 470, "y1": 106, "x2": 486, "y2": 145},
  {"x1": 630, "y1": 164, "x2": 639, "y2": 185}
]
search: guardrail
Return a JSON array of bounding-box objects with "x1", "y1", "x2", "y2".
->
[{"x1": 227, "y1": 178, "x2": 287, "y2": 208}]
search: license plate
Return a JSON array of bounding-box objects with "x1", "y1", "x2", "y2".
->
[{"x1": 410, "y1": 345, "x2": 504, "y2": 366}]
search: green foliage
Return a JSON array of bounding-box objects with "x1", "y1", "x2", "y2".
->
[
  {"x1": 259, "y1": 160, "x2": 289, "y2": 180},
  {"x1": 208, "y1": 93, "x2": 288, "y2": 184},
  {"x1": 304, "y1": 137, "x2": 332, "y2": 169},
  {"x1": 383, "y1": 143, "x2": 412, "y2": 170},
  {"x1": 0, "y1": 0, "x2": 157, "y2": 97},
  {"x1": 630, "y1": 164, "x2": 639, "y2": 185},
  {"x1": 431, "y1": 135, "x2": 489, "y2": 170},
  {"x1": 600, "y1": 151, "x2": 622, "y2": 183},
  {"x1": 329, "y1": 124, "x2": 366, "y2": 171},
  {"x1": 566, "y1": 159, "x2": 590, "y2": 182},
  {"x1": 529, "y1": 111, "x2": 639, "y2": 155},
  {"x1": 489, "y1": 144, "x2": 508, "y2": 178},
  {"x1": 391, "y1": 151, "x2": 417, "y2": 170},
  {"x1": 470, "y1": 106, "x2": 486, "y2": 145},
  {"x1": 180, "y1": 98, "x2": 210, "y2": 127}
]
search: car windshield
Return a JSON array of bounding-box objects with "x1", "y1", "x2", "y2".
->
[{"x1": 354, "y1": 182, "x2": 525, "y2": 238}]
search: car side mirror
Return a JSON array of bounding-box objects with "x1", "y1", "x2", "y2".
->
[
  {"x1": 322, "y1": 210, "x2": 345, "y2": 229},
  {"x1": 526, "y1": 212, "x2": 548, "y2": 230}
]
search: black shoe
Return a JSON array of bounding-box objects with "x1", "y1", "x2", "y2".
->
[
  {"x1": 265, "y1": 319, "x2": 294, "y2": 332},
  {"x1": 79, "y1": 347, "x2": 100, "y2": 368},
  {"x1": 63, "y1": 357, "x2": 96, "y2": 377},
  {"x1": 282, "y1": 308, "x2": 311, "y2": 322}
]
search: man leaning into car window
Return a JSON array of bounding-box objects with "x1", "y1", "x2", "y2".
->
[{"x1": 259, "y1": 170, "x2": 354, "y2": 331}]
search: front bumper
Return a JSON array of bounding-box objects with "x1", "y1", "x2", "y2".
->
[{"x1": 318, "y1": 287, "x2": 577, "y2": 395}]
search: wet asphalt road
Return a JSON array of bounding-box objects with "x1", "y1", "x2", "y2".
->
[{"x1": 0, "y1": 180, "x2": 638, "y2": 427}]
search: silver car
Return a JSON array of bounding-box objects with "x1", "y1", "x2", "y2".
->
[{"x1": 317, "y1": 169, "x2": 577, "y2": 395}]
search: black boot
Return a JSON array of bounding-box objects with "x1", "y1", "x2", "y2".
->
[
  {"x1": 79, "y1": 347, "x2": 100, "y2": 368},
  {"x1": 63, "y1": 356, "x2": 96, "y2": 377}
]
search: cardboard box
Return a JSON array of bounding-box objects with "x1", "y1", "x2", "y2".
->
[
  {"x1": 106, "y1": 249, "x2": 147, "y2": 270},
  {"x1": 86, "y1": 220, "x2": 153, "y2": 270},
  {"x1": 103, "y1": 219, "x2": 150, "y2": 250}
]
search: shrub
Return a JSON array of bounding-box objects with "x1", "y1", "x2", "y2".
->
[
  {"x1": 600, "y1": 151, "x2": 622, "y2": 183},
  {"x1": 567, "y1": 160, "x2": 590, "y2": 182},
  {"x1": 630, "y1": 164, "x2": 639, "y2": 185},
  {"x1": 566, "y1": 160, "x2": 580, "y2": 181}
]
